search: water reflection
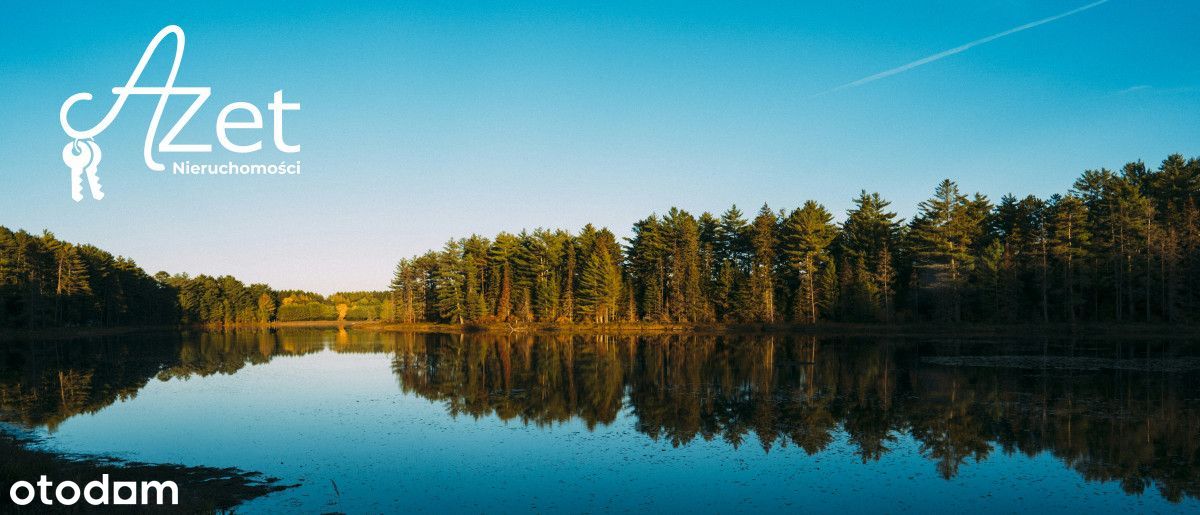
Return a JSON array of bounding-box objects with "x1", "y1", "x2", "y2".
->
[{"x1": 1, "y1": 329, "x2": 1198, "y2": 503}]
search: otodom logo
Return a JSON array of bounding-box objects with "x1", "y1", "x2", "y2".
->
[
  {"x1": 8, "y1": 475, "x2": 178, "y2": 507},
  {"x1": 59, "y1": 25, "x2": 301, "y2": 201}
]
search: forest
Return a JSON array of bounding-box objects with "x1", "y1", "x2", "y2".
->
[
  {"x1": 0, "y1": 227, "x2": 390, "y2": 329},
  {"x1": 392, "y1": 153, "x2": 1200, "y2": 325},
  {"x1": 2, "y1": 152, "x2": 1199, "y2": 329}
]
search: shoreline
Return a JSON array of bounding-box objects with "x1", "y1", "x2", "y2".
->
[
  {"x1": 359, "y1": 321, "x2": 1200, "y2": 339},
  {"x1": 0, "y1": 428, "x2": 290, "y2": 512},
  {"x1": 0, "y1": 321, "x2": 365, "y2": 341},
  {"x1": 4, "y1": 320, "x2": 1200, "y2": 340}
]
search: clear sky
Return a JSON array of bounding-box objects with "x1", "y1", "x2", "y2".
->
[{"x1": 1, "y1": 1, "x2": 1197, "y2": 293}]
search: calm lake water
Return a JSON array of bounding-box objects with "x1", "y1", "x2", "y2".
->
[{"x1": 2, "y1": 328, "x2": 1198, "y2": 513}]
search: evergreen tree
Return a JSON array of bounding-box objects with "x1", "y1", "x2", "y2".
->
[
  {"x1": 578, "y1": 232, "x2": 622, "y2": 323},
  {"x1": 434, "y1": 240, "x2": 466, "y2": 323},
  {"x1": 840, "y1": 191, "x2": 901, "y2": 320},
  {"x1": 488, "y1": 233, "x2": 519, "y2": 321},
  {"x1": 780, "y1": 201, "x2": 838, "y2": 323},
  {"x1": 747, "y1": 204, "x2": 777, "y2": 322},
  {"x1": 909, "y1": 180, "x2": 985, "y2": 322},
  {"x1": 664, "y1": 208, "x2": 704, "y2": 322},
  {"x1": 875, "y1": 245, "x2": 896, "y2": 321},
  {"x1": 1048, "y1": 195, "x2": 1090, "y2": 324},
  {"x1": 627, "y1": 216, "x2": 668, "y2": 321}
]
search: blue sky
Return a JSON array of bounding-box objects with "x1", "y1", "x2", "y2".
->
[{"x1": 1, "y1": 1, "x2": 1197, "y2": 293}]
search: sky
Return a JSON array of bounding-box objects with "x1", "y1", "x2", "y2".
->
[{"x1": 1, "y1": 1, "x2": 1198, "y2": 293}]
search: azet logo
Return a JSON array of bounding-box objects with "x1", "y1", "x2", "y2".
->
[{"x1": 59, "y1": 25, "x2": 301, "y2": 201}]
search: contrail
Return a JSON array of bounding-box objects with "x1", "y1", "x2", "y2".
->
[{"x1": 821, "y1": 0, "x2": 1110, "y2": 94}]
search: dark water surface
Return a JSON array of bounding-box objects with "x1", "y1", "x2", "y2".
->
[{"x1": 1, "y1": 328, "x2": 1198, "y2": 512}]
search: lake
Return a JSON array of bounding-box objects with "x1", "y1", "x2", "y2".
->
[{"x1": 1, "y1": 328, "x2": 1198, "y2": 512}]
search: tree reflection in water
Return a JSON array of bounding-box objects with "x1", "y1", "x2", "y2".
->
[{"x1": 1, "y1": 329, "x2": 1197, "y2": 502}]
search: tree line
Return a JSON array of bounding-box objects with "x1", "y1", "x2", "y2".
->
[
  {"x1": 392, "y1": 153, "x2": 1200, "y2": 325},
  {"x1": 0, "y1": 227, "x2": 390, "y2": 328},
  {"x1": 4, "y1": 152, "x2": 1199, "y2": 328}
]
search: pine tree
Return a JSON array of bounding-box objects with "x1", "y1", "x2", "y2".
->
[
  {"x1": 840, "y1": 191, "x2": 901, "y2": 319},
  {"x1": 717, "y1": 205, "x2": 750, "y2": 271},
  {"x1": 434, "y1": 241, "x2": 465, "y2": 324},
  {"x1": 875, "y1": 245, "x2": 896, "y2": 321},
  {"x1": 627, "y1": 216, "x2": 668, "y2": 321},
  {"x1": 697, "y1": 211, "x2": 720, "y2": 323},
  {"x1": 817, "y1": 258, "x2": 839, "y2": 320},
  {"x1": 1049, "y1": 195, "x2": 1090, "y2": 324},
  {"x1": 52, "y1": 243, "x2": 91, "y2": 324},
  {"x1": 909, "y1": 180, "x2": 985, "y2": 322},
  {"x1": 842, "y1": 191, "x2": 902, "y2": 267},
  {"x1": 578, "y1": 239, "x2": 621, "y2": 323},
  {"x1": 780, "y1": 201, "x2": 837, "y2": 323},
  {"x1": 664, "y1": 208, "x2": 704, "y2": 322},
  {"x1": 392, "y1": 256, "x2": 432, "y2": 323},
  {"x1": 711, "y1": 206, "x2": 750, "y2": 321},
  {"x1": 748, "y1": 204, "x2": 777, "y2": 322},
  {"x1": 561, "y1": 238, "x2": 576, "y2": 322},
  {"x1": 488, "y1": 233, "x2": 518, "y2": 321}
]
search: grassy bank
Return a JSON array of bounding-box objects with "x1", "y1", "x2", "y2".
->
[{"x1": 0, "y1": 430, "x2": 290, "y2": 513}]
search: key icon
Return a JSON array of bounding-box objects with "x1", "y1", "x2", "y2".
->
[
  {"x1": 63, "y1": 140, "x2": 91, "y2": 202},
  {"x1": 83, "y1": 140, "x2": 103, "y2": 200},
  {"x1": 61, "y1": 139, "x2": 104, "y2": 201}
]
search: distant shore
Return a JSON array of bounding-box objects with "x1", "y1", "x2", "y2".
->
[
  {"x1": 355, "y1": 321, "x2": 1200, "y2": 339},
  {"x1": 0, "y1": 321, "x2": 364, "y2": 341},
  {"x1": 5, "y1": 320, "x2": 1200, "y2": 341}
]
